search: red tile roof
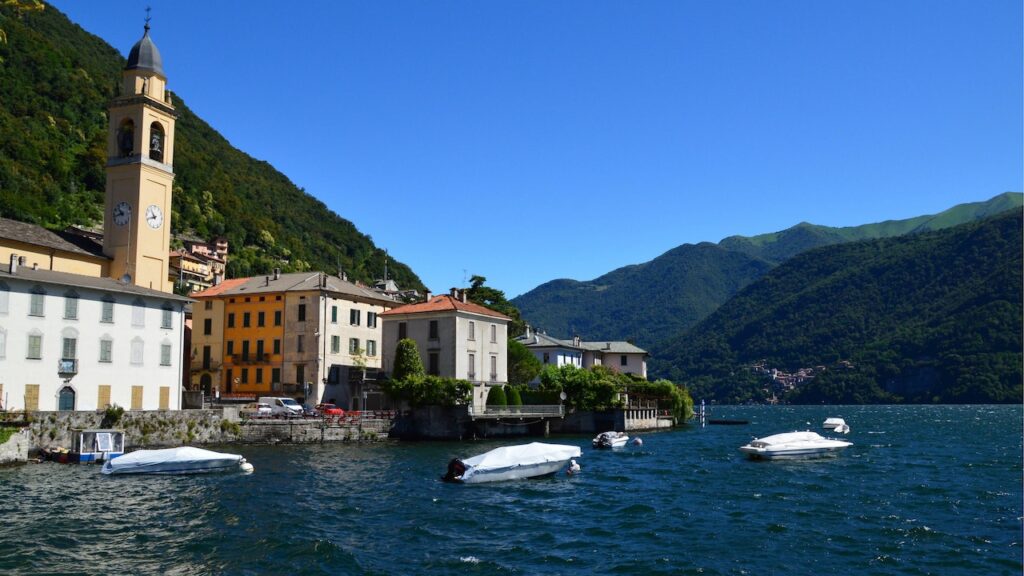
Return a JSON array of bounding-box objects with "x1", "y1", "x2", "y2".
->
[
  {"x1": 190, "y1": 277, "x2": 247, "y2": 297},
  {"x1": 381, "y1": 294, "x2": 511, "y2": 320}
]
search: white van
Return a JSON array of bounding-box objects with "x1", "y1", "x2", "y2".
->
[{"x1": 258, "y1": 397, "x2": 303, "y2": 418}]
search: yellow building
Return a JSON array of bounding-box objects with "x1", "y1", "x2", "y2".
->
[{"x1": 190, "y1": 271, "x2": 398, "y2": 406}]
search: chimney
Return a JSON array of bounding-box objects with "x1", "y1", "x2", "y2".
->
[
  {"x1": 573, "y1": 335, "x2": 580, "y2": 347},
  {"x1": 423, "y1": 289, "x2": 431, "y2": 301},
  {"x1": 524, "y1": 325, "x2": 531, "y2": 338},
  {"x1": 9, "y1": 253, "x2": 17, "y2": 274},
  {"x1": 265, "y1": 276, "x2": 270, "y2": 286},
  {"x1": 450, "y1": 287, "x2": 458, "y2": 298},
  {"x1": 321, "y1": 273, "x2": 328, "y2": 288},
  {"x1": 604, "y1": 342, "x2": 611, "y2": 350},
  {"x1": 460, "y1": 289, "x2": 467, "y2": 303},
  {"x1": 273, "y1": 268, "x2": 281, "y2": 280},
  {"x1": 32, "y1": 263, "x2": 38, "y2": 270}
]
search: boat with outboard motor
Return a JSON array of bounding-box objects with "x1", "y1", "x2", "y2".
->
[
  {"x1": 739, "y1": 431, "x2": 852, "y2": 460},
  {"x1": 101, "y1": 446, "x2": 254, "y2": 475},
  {"x1": 592, "y1": 431, "x2": 630, "y2": 449},
  {"x1": 442, "y1": 442, "x2": 581, "y2": 484}
]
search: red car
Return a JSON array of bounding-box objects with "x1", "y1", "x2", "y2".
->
[{"x1": 315, "y1": 403, "x2": 345, "y2": 417}]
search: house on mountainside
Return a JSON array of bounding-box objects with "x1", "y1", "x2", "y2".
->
[{"x1": 514, "y1": 327, "x2": 649, "y2": 382}]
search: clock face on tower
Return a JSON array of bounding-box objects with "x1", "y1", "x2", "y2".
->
[
  {"x1": 145, "y1": 204, "x2": 164, "y2": 229},
  {"x1": 113, "y1": 201, "x2": 131, "y2": 226}
]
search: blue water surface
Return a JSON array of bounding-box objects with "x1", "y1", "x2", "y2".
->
[{"x1": 0, "y1": 405, "x2": 1020, "y2": 575}]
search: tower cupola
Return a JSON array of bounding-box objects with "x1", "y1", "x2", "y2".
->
[{"x1": 125, "y1": 22, "x2": 165, "y2": 78}]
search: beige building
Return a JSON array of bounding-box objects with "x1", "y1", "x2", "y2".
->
[{"x1": 381, "y1": 289, "x2": 509, "y2": 411}]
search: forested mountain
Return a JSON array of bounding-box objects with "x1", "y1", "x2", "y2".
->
[
  {"x1": 0, "y1": 3, "x2": 423, "y2": 289},
  {"x1": 512, "y1": 193, "x2": 1022, "y2": 349},
  {"x1": 655, "y1": 210, "x2": 1023, "y2": 404}
]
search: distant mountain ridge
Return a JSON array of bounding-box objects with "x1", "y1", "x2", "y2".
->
[
  {"x1": 655, "y1": 209, "x2": 1023, "y2": 404},
  {"x1": 512, "y1": 193, "x2": 1022, "y2": 349},
  {"x1": 0, "y1": 3, "x2": 423, "y2": 289}
]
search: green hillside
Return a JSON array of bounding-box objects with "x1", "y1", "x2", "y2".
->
[
  {"x1": 512, "y1": 193, "x2": 1022, "y2": 350},
  {"x1": 0, "y1": 3, "x2": 423, "y2": 289},
  {"x1": 655, "y1": 210, "x2": 1023, "y2": 404}
]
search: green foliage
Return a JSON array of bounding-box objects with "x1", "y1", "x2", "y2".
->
[
  {"x1": 0, "y1": 426, "x2": 16, "y2": 445},
  {"x1": 486, "y1": 385, "x2": 507, "y2": 407},
  {"x1": 538, "y1": 364, "x2": 691, "y2": 418},
  {"x1": 659, "y1": 211, "x2": 1024, "y2": 404},
  {"x1": 513, "y1": 194, "x2": 1023, "y2": 352},
  {"x1": 0, "y1": 4, "x2": 424, "y2": 290},
  {"x1": 102, "y1": 404, "x2": 124, "y2": 427},
  {"x1": 391, "y1": 339, "x2": 425, "y2": 383},
  {"x1": 465, "y1": 275, "x2": 526, "y2": 337},
  {"x1": 219, "y1": 419, "x2": 241, "y2": 436},
  {"x1": 381, "y1": 375, "x2": 472, "y2": 407},
  {"x1": 507, "y1": 339, "x2": 542, "y2": 387},
  {"x1": 506, "y1": 386, "x2": 523, "y2": 406}
]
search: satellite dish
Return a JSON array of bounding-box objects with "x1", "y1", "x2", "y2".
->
[
  {"x1": 559, "y1": 391, "x2": 567, "y2": 401},
  {"x1": 120, "y1": 273, "x2": 132, "y2": 284}
]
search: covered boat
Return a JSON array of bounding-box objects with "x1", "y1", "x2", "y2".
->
[
  {"x1": 442, "y1": 442, "x2": 581, "y2": 484},
  {"x1": 592, "y1": 431, "x2": 630, "y2": 449},
  {"x1": 101, "y1": 447, "x2": 254, "y2": 475},
  {"x1": 739, "y1": 431, "x2": 852, "y2": 460},
  {"x1": 822, "y1": 417, "x2": 850, "y2": 434}
]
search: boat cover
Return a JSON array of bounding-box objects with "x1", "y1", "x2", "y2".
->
[
  {"x1": 462, "y1": 442, "x2": 581, "y2": 472},
  {"x1": 101, "y1": 446, "x2": 242, "y2": 475}
]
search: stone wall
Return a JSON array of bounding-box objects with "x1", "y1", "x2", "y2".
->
[
  {"x1": 0, "y1": 427, "x2": 30, "y2": 465},
  {"x1": 25, "y1": 410, "x2": 392, "y2": 451}
]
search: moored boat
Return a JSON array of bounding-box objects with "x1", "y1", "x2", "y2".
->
[
  {"x1": 592, "y1": 431, "x2": 630, "y2": 449},
  {"x1": 41, "y1": 429, "x2": 125, "y2": 464},
  {"x1": 101, "y1": 446, "x2": 254, "y2": 475},
  {"x1": 442, "y1": 442, "x2": 581, "y2": 484},
  {"x1": 822, "y1": 417, "x2": 850, "y2": 434},
  {"x1": 739, "y1": 431, "x2": 852, "y2": 460}
]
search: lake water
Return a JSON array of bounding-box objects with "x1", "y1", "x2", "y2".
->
[{"x1": 0, "y1": 405, "x2": 1020, "y2": 575}]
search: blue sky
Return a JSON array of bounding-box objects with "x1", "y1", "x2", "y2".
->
[{"x1": 51, "y1": 1, "x2": 1022, "y2": 298}]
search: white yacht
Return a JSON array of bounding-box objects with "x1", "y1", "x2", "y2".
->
[{"x1": 739, "y1": 431, "x2": 852, "y2": 460}]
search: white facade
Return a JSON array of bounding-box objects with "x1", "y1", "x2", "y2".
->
[{"x1": 0, "y1": 267, "x2": 188, "y2": 412}]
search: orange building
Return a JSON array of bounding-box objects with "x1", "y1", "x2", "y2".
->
[{"x1": 190, "y1": 271, "x2": 398, "y2": 405}]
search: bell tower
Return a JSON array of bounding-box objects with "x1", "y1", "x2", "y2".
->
[{"x1": 104, "y1": 16, "x2": 176, "y2": 292}]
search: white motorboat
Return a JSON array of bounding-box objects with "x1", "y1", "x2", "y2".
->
[
  {"x1": 101, "y1": 446, "x2": 254, "y2": 475},
  {"x1": 739, "y1": 431, "x2": 852, "y2": 460},
  {"x1": 592, "y1": 431, "x2": 630, "y2": 449},
  {"x1": 822, "y1": 417, "x2": 850, "y2": 434},
  {"x1": 442, "y1": 442, "x2": 581, "y2": 484}
]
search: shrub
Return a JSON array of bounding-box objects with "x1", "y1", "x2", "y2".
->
[
  {"x1": 486, "y1": 385, "x2": 507, "y2": 407},
  {"x1": 506, "y1": 386, "x2": 523, "y2": 406}
]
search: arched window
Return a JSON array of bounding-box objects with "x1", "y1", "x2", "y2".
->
[
  {"x1": 118, "y1": 119, "x2": 135, "y2": 157},
  {"x1": 149, "y1": 122, "x2": 164, "y2": 162},
  {"x1": 58, "y1": 386, "x2": 76, "y2": 411}
]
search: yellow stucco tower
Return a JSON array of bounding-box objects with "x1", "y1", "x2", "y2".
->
[{"x1": 103, "y1": 20, "x2": 175, "y2": 292}]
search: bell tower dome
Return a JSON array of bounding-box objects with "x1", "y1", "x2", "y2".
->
[{"x1": 103, "y1": 16, "x2": 176, "y2": 292}]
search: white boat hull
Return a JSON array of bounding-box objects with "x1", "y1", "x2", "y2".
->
[
  {"x1": 592, "y1": 431, "x2": 630, "y2": 449},
  {"x1": 446, "y1": 442, "x2": 582, "y2": 484},
  {"x1": 101, "y1": 447, "x2": 252, "y2": 475},
  {"x1": 739, "y1": 431, "x2": 852, "y2": 460}
]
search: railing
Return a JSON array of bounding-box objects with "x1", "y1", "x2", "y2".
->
[{"x1": 468, "y1": 404, "x2": 564, "y2": 419}]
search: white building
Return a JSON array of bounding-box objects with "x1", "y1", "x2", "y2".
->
[
  {"x1": 514, "y1": 327, "x2": 649, "y2": 381},
  {"x1": 0, "y1": 258, "x2": 190, "y2": 412},
  {"x1": 381, "y1": 288, "x2": 509, "y2": 411}
]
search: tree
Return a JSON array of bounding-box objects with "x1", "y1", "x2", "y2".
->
[
  {"x1": 392, "y1": 339, "x2": 424, "y2": 382},
  {"x1": 465, "y1": 275, "x2": 526, "y2": 337},
  {"x1": 507, "y1": 339, "x2": 542, "y2": 387},
  {"x1": 486, "y1": 385, "x2": 507, "y2": 406}
]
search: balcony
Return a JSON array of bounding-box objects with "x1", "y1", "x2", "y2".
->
[{"x1": 57, "y1": 358, "x2": 78, "y2": 377}]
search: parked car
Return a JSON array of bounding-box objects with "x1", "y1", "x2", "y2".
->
[
  {"x1": 258, "y1": 396, "x2": 303, "y2": 418},
  {"x1": 315, "y1": 403, "x2": 345, "y2": 417},
  {"x1": 241, "y1": 402, "x2": 272, "y2": 418}
]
